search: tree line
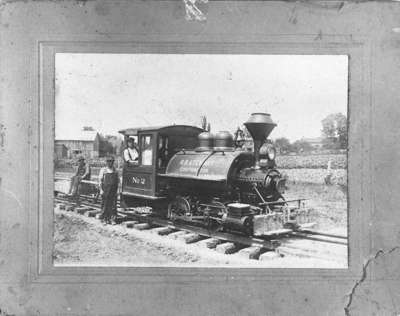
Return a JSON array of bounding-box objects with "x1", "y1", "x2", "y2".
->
[
  {"x1": 273, "y1": 112, "x2": 347, "y2": 154},
  {"x1": 99, "y1": 111, "x2": 347, "y2": 157}
]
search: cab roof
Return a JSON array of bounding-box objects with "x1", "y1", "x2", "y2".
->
[{"x1": 118, "y1": 125, "x2": 204, "y2": 136}]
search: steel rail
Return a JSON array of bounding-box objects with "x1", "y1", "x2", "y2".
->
[
  {"x1": 296, "y1": 229, "x2": 347, "y2": 240},
  {"x1": 54, "y1": 196, "x2": 348, "y2": 248},
  {"x1": 289, "y1": 232, "x2": 348, "y2": 246}
]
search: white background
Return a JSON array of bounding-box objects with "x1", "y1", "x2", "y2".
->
[{"x1": 55, "y1": 54, "x2": 348, "y2": 141}]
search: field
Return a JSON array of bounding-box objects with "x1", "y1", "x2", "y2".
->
[
  {"x1": 278, "y1": 154, "x2": 347, "y2": 231},
  {"x1": 275, "y1": 153, "x2": 347, "y2": 186},
  {"x1": 275, "y1": 153, "x2": 346, "y2": 169},
  {"x1": 284, "y1": 182, "x2": 347, "y2": 232},
  {"x1": 281, "y1": 168, "x2": 346, "y2": 185}
]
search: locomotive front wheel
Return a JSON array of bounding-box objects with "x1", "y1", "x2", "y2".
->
[
  {"x1": 204, "y1": 216, "x2": 220, "y2": 231},
  {"x1": 167, "y1": 196, "x2": 191, "y2": 220}
]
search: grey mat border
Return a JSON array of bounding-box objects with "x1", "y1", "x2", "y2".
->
[{"x1": 30, "y1": 36, "x2": 371, "y2": 283}]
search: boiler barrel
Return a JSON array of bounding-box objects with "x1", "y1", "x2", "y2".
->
[{"x1": 164, "y1": 150, "x2": 254, "y2": 182}]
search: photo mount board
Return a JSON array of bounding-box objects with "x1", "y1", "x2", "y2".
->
[{"x1": 1, "y1": 1, "x2": 398, "y2": 315}]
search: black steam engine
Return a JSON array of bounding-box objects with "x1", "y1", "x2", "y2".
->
[{"x1": 119, "y1": 113, "x2": 310, "y2": 236}]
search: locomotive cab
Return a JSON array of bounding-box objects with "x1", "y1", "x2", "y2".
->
[{"x1": 118, "y1": 125, "x2": 203, "y2": 208}]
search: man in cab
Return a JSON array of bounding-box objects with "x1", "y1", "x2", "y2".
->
[{"x1": 123, "y1": 137, "x2": 139, "y2": 165}]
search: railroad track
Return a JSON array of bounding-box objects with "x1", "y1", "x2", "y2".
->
[{"x1": 54, "y1": 194, "x2": 348, "y2": 263}]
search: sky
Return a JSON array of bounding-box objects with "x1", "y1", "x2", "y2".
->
[{"x1": 55, "y1": 53, "x2": 348, "y2": 142}]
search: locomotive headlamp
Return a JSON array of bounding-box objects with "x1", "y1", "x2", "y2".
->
[
  {"x1": 267, "y1": 145, "x2": 276, "y2": 160},
  {"x1": 266, "y1": 144, "x2": 276, "y2": 160},
  {"x1": 259, "y1": 143, "x2": 276, "y2": 161}
]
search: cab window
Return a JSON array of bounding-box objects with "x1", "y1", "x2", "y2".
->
[{"x1": 140, "y1": 135, "x2": 153, "y2": 166}]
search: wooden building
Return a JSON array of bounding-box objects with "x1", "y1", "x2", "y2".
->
[
  {"x1": 55, "y1": 130, "x2": 101, "y2": 159},
  {"x1": 54, "y1": 143, "x2": 68, "y2": 159}
]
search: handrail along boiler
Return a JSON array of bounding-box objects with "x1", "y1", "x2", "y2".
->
[{"x1": 119, "y1": 113, "x2": 311, "y2": 236}]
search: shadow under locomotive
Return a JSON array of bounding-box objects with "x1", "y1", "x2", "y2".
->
[{"x1": 118, "y1": 113, "x2": 313, "y2": 237}]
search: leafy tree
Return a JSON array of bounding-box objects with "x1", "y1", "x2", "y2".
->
[
  {"x1": 336, "y1": 114, "x2": 347, "y2": 149},
  {"x1": 322, "y1": 137, "x2": 340, "y2": 150},
  {"x1": 99, "y1": 134, "x2": 123, "y2": 156},
  {"x1": 321, "y1": 113, "x2": 347, "y2": 149},
  {"x1": 274, "y1": 137, "x2": 292, "y2": 153},
  {"x1": 292, "y1": 140, "x2": 313, "y2": 153}
]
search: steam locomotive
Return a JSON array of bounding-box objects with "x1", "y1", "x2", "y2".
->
[{"x1": 119, "y1": 113, "x2": 310, "y2": 236}]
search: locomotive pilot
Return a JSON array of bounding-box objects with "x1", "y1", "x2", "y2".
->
[
  {"x1": 123, "y1": 137, "x2": 139, "y2": 164},
  {"x1": 98, "y1": 156, "x2": 119, "y2": 225},
  {"x1": 68, "y1": 156, "x2": 91, "y2": 201}
]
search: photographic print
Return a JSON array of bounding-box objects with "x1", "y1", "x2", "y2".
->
[{"x1": 53, "y1": 53, "x2": 348, "y2": 268}]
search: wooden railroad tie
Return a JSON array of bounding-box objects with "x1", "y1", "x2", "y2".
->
[
  {"x1": 237, "y1": 246, "x2": 262, "y2": 260},
  {"x1": 122, "y1": 221, "x2": 139, "y2": 228},
  {"x1": 149, "y1": 227, "x2": 175, "y2": 236},
  {"x1": 216, "y1": 242, "x2": 238, "y2": 254},
  {"x1": 133, "y1": 223, "x2": 151, "y2": 230},
  {"x1": 167, "y1": 231, "x2": 189, "y2": 240},
  {"x1": 179, "y1": 233, "x2": 203, "y2": 244},
  {"x1": 258, "y1": 251, "x2": 281, "y2": 261},
  {"x1": 85, "y1": 210, "x2": 101, "y2": 217},
  {"x1": 75, "y1": 207, "x2": 92, "y2": 215},
  {"x1": 196, "y1": 238, "x2": 222, "y2": 249}
]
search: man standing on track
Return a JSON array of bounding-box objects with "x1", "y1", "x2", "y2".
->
[
  {"x1": 98, "y1": 156, "x2": 119, "y2": 225},
  {"x1": 123, "y1": 137, "x2": 139, "y2": 164}
]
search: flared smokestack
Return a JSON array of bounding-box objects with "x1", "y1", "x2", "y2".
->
[{"x1": 244, "y1": 113, "x2": 277, "y2": 168}]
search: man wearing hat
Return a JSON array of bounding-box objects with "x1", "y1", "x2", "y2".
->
[
  {"x1": 98, "y1": 156, "x2": 119, "y2": 224},
  {"x1": 68, "y1": 155, "x2": 91, "y2": 199},
  {"x1": 123, "y1": 137, "x2": 139, "y2": 164}
]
